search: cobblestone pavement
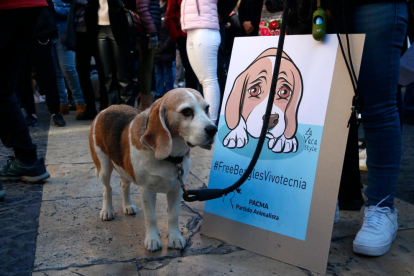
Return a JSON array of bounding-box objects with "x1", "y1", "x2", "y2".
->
[
  {"x1": 0, "y1": 105, "x2": 50, "y2": 276},
  {"x1": 1, "y1": 105, "x2": 414, "y2": 276}
]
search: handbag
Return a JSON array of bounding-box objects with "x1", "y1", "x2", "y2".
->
[{"x1": 117, "y1": 0, "x2": 145, "y2": 42}]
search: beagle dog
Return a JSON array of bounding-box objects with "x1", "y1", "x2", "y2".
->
[
  {"x1": 223, "y1": 48, "x2": 303, "y2": 153},
  {"x1": 89, "y1": 88, "x2": 217, "y2": 252}
]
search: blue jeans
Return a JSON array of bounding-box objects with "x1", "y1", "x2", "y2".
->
[
  {"x1": 353, "y1": 2, "x2": 407, "y2": 207},
  {"x1": 154, "y1": 60, "x2": 174, "y2": 96},
  {"x1": 51, "y1": 36, "x2": 85, "y2": 105}
]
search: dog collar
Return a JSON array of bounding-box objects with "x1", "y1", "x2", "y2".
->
[{"x1": 164, "y1": 155, "x2": 184, "y2": 164}]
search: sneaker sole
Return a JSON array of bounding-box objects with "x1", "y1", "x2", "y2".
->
[
  {"x1": 0, "y1": 172, "x2": 50, "y2": 183},
  {"x1": 353, "y1": 231, "x2": 397, "y2": 256},
  {"x1": 0, "y1": 190, "x2": 6, "y2": 199}
]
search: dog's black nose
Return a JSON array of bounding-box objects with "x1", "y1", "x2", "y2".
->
[{"x1": 205, "y1": 125, "x2": 218, "y2": 137}]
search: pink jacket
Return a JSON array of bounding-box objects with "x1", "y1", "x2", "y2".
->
[{"x1": 180, "y1": 0, "x2": 219, "y2": 32}]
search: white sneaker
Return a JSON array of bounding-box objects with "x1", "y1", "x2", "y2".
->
[{"x1": 353, "y1": 203, "x2": 398, "y2": 256}]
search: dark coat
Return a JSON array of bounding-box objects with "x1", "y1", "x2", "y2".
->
[
  {"x1": 135, "y1": 0, "x2": 160, "y2": 35},
  {"x1": 84, "y1": 0, "x2": 136, "y2": 46},
  {"x1": 155, "y1": 5, "x2": 175, "y2": 63},
  {"x1": 35, "y1": 0, "x2": 58, "y2": 37},
  {"x1": 238, "y1": 0, "x2": 264, "y2": 36}
]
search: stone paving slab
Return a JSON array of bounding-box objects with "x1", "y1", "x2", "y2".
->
[
  {"x1": 45, "y1": 116, "x2": 92, "y2": 165},
  {"x1": 34, "y1": 195, "x2": 203, "y2": 271},
  {"x1": 32, "y1": 262, "x2": 139, "y2": 276},
  {"x1": 32, "y1": 111, "x2": 414, "y2": 276},
  {"x1": 327, "y1": 230, "x2": 414, "y2": 275},
  {"x1": 43, "y1": 163, "x2": 205, "y2": 200},
  {"x1": 0, "y1": 104, "x2": 50, "y2": 276},
  {"x1": 138, "y1": 250, "x2": 308, "y2": 276}
]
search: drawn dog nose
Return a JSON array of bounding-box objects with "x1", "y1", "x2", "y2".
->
[
  {"x1": 262, "y1": 113, "x2": 279, "y2": 129},
  {"x1": 205, "y1": 125, "x2": 218, "y2": 137}
]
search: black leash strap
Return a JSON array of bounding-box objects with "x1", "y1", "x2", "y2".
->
[{"x1": 183, "y1": 0, "x2": 292, "y2": 202}]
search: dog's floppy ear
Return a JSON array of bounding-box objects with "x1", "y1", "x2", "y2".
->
[
  {"x1": 225, "y1": 70, "x2": 248, "y2": 129},
  {"x1": 284, "y1": 60, "x2": 303, "y2": 138},
  {"x1": 141, "y1": 99, "x2": 172, "y2": 160}
]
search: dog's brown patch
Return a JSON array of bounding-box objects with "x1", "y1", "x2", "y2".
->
[
  {"x1": 141, "y1": 99, "x2": 173, "y2": 160},
  {"x1": 88, "y1": 125, "x2": 101, "y2": 173},
  {"x1": 121, "y1": 122, "x2": 136, "y2": 181},
  {"x1": 91, "y1": 106, "x2": 141, "y2": 179},
  {"x1": 130, "y1": 109, "x2": 151, "y2": 151}
]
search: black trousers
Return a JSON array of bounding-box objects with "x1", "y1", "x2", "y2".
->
[
  {"x1": 16, "y1": 36, "x2": 61, "y2": 115},
  {"x1": 0, "y1": 7, "x2": 41, "y2": 163},
  {"x1": 97, "y1": 26, "x2": 134, "y2": 106},
  {"x1": 176, "y1": 36, "x2": 199, "y2": 90},
  {"x1": 76, "y1": 32, "x2": 98, "y2": 112}
]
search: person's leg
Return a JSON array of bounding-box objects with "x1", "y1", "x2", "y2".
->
[
  {"x1": 352, "y1": 2, "x2": 407, "y2": 256},
  {"x1": 217, "y1": 22, "x2": 227, "y2": 101},
  {"x1": 0, "y1": 7, "x2": 49, "y2": 182},
  {"x1": 138, "y1": 37, "x2": 156, "y2": 110},
  {"x1": 97, "y1": 26, "x2": 119, "y2": 106},
  {"x1": 0, "y1": 8, "x2": 39, "y2": 163},
  {"x1": 176, "y1": 37, "x2": 198, "y2": 90},
  {"x1": 53, "y1": 36, "x2": 85, "y2": 107},
  {"x1": 76, "y1": 31, "x2": 97, "y2": 117},
  {"x1": 30, "y1": 37, "x2": 61, "y2": 116},
  {"x1": 51, "y1": 36, "x2": 69, "y2": 108},
  {"x1": 154, "y1": 61, "x2": 164, "y2": 97},
  {"x1": 15, "y1": 55, "x2": 38, "y2": 117},
  {"x1": 163, "y1": 60, "x2": 174, "y2": 93},
  {"x1": 175, "y1": 50, "x2": 183, "y2": 86},
  {"x1": 186, "y1": 29, "x2": 221, "y2": 123},
  {"x1": 353, "y1": 3, "x2": 407, "y2": 208},
  {"x1": 114, "y1": 42, "x2": 135, "y2": 106}
]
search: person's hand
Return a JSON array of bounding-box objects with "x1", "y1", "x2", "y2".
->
[
  {"x1": 225, "y1": 22, "x2": 231, "y2": 28},
  {"x1": 243, "y1": 21, "x2": 254, "y2": 35},
  {"x1": 148, "y1": 34, "x2": 158, "y2": 49}
]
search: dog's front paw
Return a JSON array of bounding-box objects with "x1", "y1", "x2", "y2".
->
[
  {"x1": 223, "y1": 128, "x2": 248, "y2": 149},
  {"x1": 123, "y1": 204, "x2": 137, "y2": 215},
  {"x1": 100, "y1": 209, "x2": 115, "y2": 221},
  {"x1": 268, "y1": 135, "x2": 298, "y2": 153},
  {"x1": 167, "y1": 232, "x2": 186, "y2": 250},
  {"x1": 145, "y1": 235, "x2": 162, "y2": 252}
]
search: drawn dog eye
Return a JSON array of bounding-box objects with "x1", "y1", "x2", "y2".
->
[
  {"x1": 248, "y1": 84, "x2": 262, "y2": 97},
  {"x1": 278, "y1": 86, "x2": 292, "y2": 99},
  {"x1": 182, "y1": 107, "x2": 193, "y2": 117}
]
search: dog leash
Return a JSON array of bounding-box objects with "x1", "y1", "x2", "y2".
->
[
  {"x1": 175, "y1": 163, "x2": 188, "y2": 197},
  {"x1": 182, "y1": 0, "x2": 292, "y2": 202}
]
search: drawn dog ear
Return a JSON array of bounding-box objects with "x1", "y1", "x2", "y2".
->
[
  {"x1": 225, "y1": 70, "x2": 248, "y2": 129},
  {"x1": 253, "y1": 48, "x2": 291, "y2": 63},
  {"x1": 141, "y1": 99, "x2": 172, "y2": 160},
  {"x1": 284, "y1": 60, "x2": 303, "y2": 138}
]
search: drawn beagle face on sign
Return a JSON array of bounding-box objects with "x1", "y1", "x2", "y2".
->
[{"x1": 223, "y1": 48, "x2": 303, "y2": 153}]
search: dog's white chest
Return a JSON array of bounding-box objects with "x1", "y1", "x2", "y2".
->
[{"x1": 128, "y1": 147, "x2": 190, "y2": 193}]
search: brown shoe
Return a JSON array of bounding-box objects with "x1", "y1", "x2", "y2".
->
[
  {"x1": 60, "y1": 104, "x2": 70, "y2": 115},
  {"x1": 76, "y1": 104, "x2": 86, "y2": 116},
  {"x1": 138, "y1": 94, "x2": 154, "y2": 112}
]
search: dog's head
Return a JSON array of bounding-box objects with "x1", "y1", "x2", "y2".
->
[
  {"x1": 225, "y1": 48, "x2": 303, "y2": 139},
  {"x1": 141, "y1": 88, "x2": 217, "y2": 159}
]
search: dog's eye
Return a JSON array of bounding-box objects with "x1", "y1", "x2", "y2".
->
[
  {"x1": 248, "y1": 84, "x2": 261, "y2": 97},
  {"x1": 182, "y1": 107, "x2": 193, "y2": 117},
  {"x1": 205, "y1": 105, "x2": 210, "y2": 114},
  {"x1": 278, "y1": 86, "x2": 292, "y2": 99}
]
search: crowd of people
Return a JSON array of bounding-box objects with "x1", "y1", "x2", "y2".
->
[{"x1": 0, "y1": 0, "x2": 413, "y2": 264}]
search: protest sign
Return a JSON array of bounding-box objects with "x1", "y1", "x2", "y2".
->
[{"x1": 201, "y1": 34, "x2": 365, "y2": 274}]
